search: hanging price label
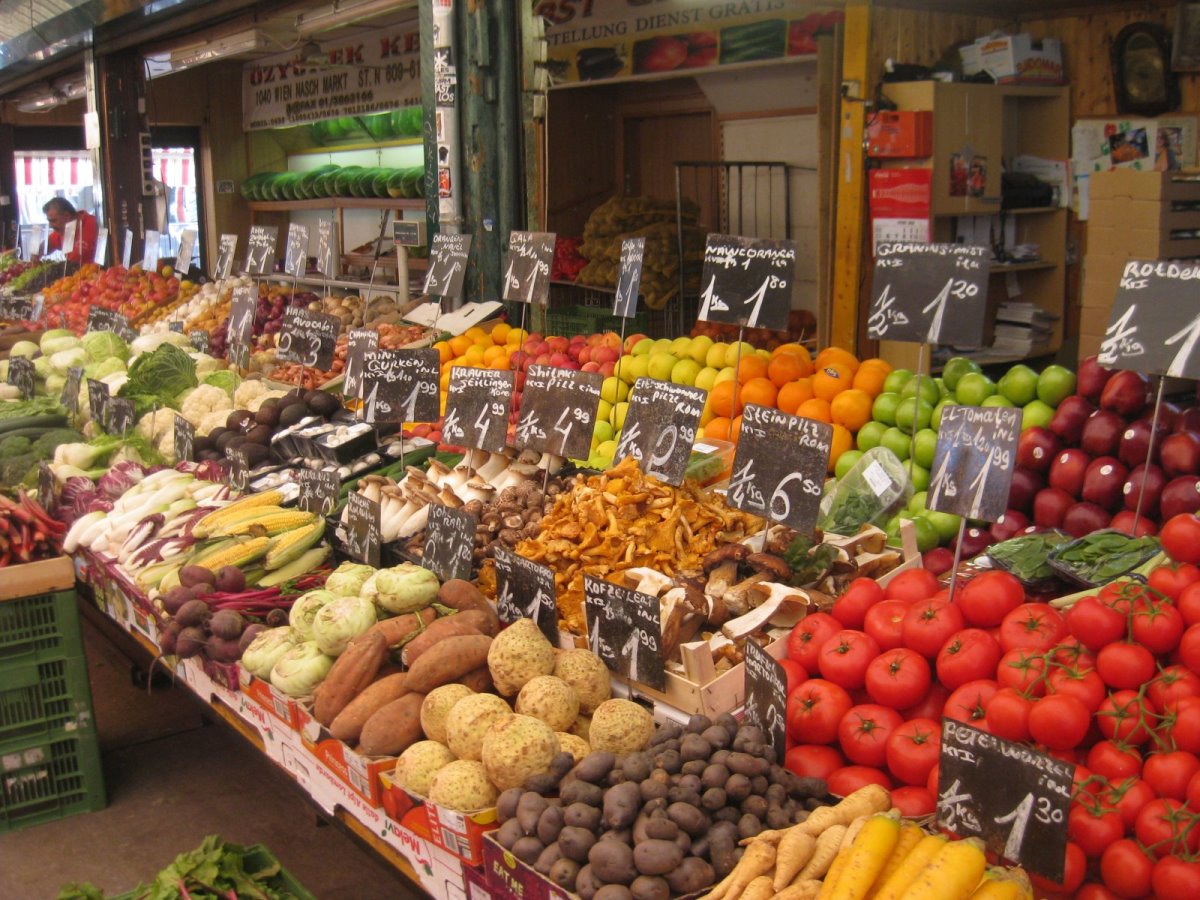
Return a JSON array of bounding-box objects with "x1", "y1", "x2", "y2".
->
[
  {"x1": 515, "y1": 365, "x2": 602, "y2": 460},
  {"x1": 87, "y1": 379, "x2": 110, "y2": 429},
  {"x1": 316, "y1": 219, "x2": 338, "y2": 278},
  {"x1": 175, "y1": 229, "x2": 197, "y2": 274},
  {"x1": 245, "y1": 225, "x2": 278, "y2": 275},
  {"x1": 501, "y1": 231, "x2": 555, "y2": 306},
  {"x1": 345, "y1": 491, "x2": 381, "y2": 566},
  {"x1": 94, "y1": 228, "x2": 109, "y2": 266},
  {"x1": 7, "y1": 357, "x2": 34, "y2": 399},
  {"x1": 174, "y1": 414, "x2": 195, "y2": 463},
  {"x1": 1099, "y1": 259, "x2": 1200, "y2": 379},
  {"x1": 62, "y1": 220, "x2": 77, "y2": 256},
  {"x1": 87, "y1": 307, "x2": 135, "y2": 342},
  {"x1": 697, "y1": 234, "x2": 796, "y2": 331},
  {"x1": 425, "y1": 233, "x2": 472, "y2": 300},
  {"x1": 422, "y1": 503, "x2": 477, "y2": 582},
  {"x1": 108, "y1": 397, "x2": 135, "y2": 437},
  {"x1": 277, "y1": 307, "x2": 339, "y2": 371},
  {"x1": 284, "y1": 223, "x2": 309, "y2": 278},
  {"x1": 37, "y1": 461, "x2": 55, "y2": 512},
  {"x1": 614, "y1": 378, "x2": 704, "y2": 486},
  {"x1": 493, "y1": 547, "x2": 559, "y2": 646},
  {"x1": 226, "y1": 285, "x2": 256, "y2": 369},
  {"x1": 189, "y1": 331, "x2": 210, "y2": 354},
  {"x1": 361, "y1": 348, "x2": 441, "y2": 424},
  {"x1": 228, "y1": 445, "x2": 250, "y2": 492},
  {"x1": 0, "y1": 295, "x2": 35, "y2": 321},
  {"x1": 143, "y1": 230, "x2": 161, "y2": 271},
  {"x1": 867, "y1": 243, "x2": 991, "y2": 345},
  {"x1": 342, "y1": 329, "x2": 378, "y2": 400},
  {"x1": 742, "y1": 641, "x2": 787, "y2": 763},
  {"x1": 613, "y1": 237, "x2": 646, "y2": 319},
  {"x1": 584, "y1": 575, "x2": 665, "y2": 690},
  {"x1": 214, "y1": 234, "x2": 238, "y2": 281},
  {"x1": 297, "y1": 468, "x2": 340, "y2": 517},
  {"x1": 927, "y1": 405, "x2": 1021, "y2": 523},
  {"x1": 443, "y1": 367, "x2": 514, "y2": 454},
  {"x1": 122, "y1": 228, "x2": 133, "y2": 268},
  {"x1": 62, "y1": 366, "x2": 83, "y2": 414}
]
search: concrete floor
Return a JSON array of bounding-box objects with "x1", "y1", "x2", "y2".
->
[{"x1": 1, "y1": 614, "x2": 429, "y2": 899}]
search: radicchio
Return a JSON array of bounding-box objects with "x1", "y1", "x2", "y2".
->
[
  {"x1": 59, "y1": 476, "x2": 99, "y2": 521},
  {"x1": 97, "y1": 462, "x2": 148, "y2": 498}
]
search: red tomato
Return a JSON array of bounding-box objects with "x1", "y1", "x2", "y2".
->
[
  {"x1": 936, "y1": 629, "x2": 1001, "y2": 690},
  {"x1": 788, "y1": 612, "x2": 840, "y2": 670},
  {"x1": 832, "y1": 577, "x2": 885, "y2": 628},
  {"x1": 1149, "y1": 562, "x2": 1200, "y2": 602},
  {"x1": 1143, "y1": 751, "x2": 1200, "y2": 801},
  {"x1": 1100, "y1": 838, "x2": 1155, "y2": 898},
  {"x1": 1086, "y1": 740, "x2": 1143, "y2": 781},
  {"x1": 926, "y1": 762, "x2": 939, "y2": 796},
  {"x1": 1069, "y1": 804, "x2": 1126, "y2": 857},
  {"x1": 889, "y1": 785, "x2": 934, "y2": 817},
  {"x1": 826, "y1": 765, "x2": 892, "y2": 796},
  {"x1": 902, "y1": 682, "x2": 951, "y2": 721},
  {"x1": 784, "y1": 743, "x2": 844, "y2": 779},
  {"x1": 1047, "y1": 665, "x2": 1107, "y2": 712},
  {"x1": 943, "y1": 679, "x2": 998, "y2": 726},
  {"x1": 956, "y1": 570, "x2": 1025, "y2": 627},
  {"x1": 995, "y1": 647, "x2": 1047, "y2": 696},
  {"x1": 883, "y1": 567, "x2": 939, "y2": 604},
  {"x1": 1075, "y1": 763, "x2": 1104, "y2": 797},
  {"x1": 998, "y1": 602, "x2": 1067, "y2": 653},
  {"x1": 818, "y1": 630, "x2": 879, "y2": 691},
  {"x1": 777, "y1": 658, "x2": 808, "y2": 696},
  {"x1": 1096, "y1": 641, "x2": 1157, "y2": 689},
  {"x1": 1149, "y1": 665, "x2": 1200, "y2": 711},
  {"x1": 1137, "y1": 798, "x2": 1199, "y2": 856},
  {"x1": 1100, "y1": 580, "x2": 1154, "y2": 616},
  {"x1": 1164, "y1": 696, "x2": 1200, "y2": 753},
  {"x1": 1154, "y1": 856, "x2": 1200, "y2": 900},
  {"x1": 1179, "y1": 624, "x2": 1200, "y2": 676},
  {"x1": 1188, "y1": 768, "x2": 1200, "y2": 809},
  {"x1": 1161, "y1": 514, "x2": 1200, "y2": 565},
  {"x1": 1179, "y1": 581, "x2": 1200, "y2": 627},
  {"x1": 837, "y1": 704, "x2": 903, "y2": 768},
  {"x1": 864, "y1": 648, "x2": 931, "y2": 709},
  {"x1": 1098, "y1": 690, "x2": 1156, "y2": 745},
  {"x1": 1052, "y1": 638, "x2": 1098, "y2": 670},
  {"x1": 1077, "y1": 886, "x2": 1121, "y2": 900},
  {"x1": 1103, "y1": 777, "x2": 1157, "y2": 830},
  {"x1": 1132, "y1": 599, "x2": 1186, "y2": 655},
  {"x1": 1029, "y1": 842, "x2": 1086, "y2": 896},
  {"x1": 984, "y1": 687, "x2": 1033, "y2": 741},
  {"x1": 1029, "y1": 693, "x2": 1090, "y2": 749},
  {"x1": 786, "y1": 678, "x2": 852, "y2": 745},
  {"x1": 885, "y1": 717, "x2": 940, "y2": 786},
  {"x1": 1065, "y1": 594, "x2": 1128, "y2": 652},
  {"x1": 864, "y1": 599, "x2": 909, "y2": 650},
  {"x1": 902, "y1": 599, "x2": 964, "y2": 659}
]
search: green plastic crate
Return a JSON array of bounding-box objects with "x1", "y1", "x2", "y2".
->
[
  {"x1": 0, "y1": 655, "x2": 95, "y2": 748},
  {"x1": 0, "y1": 730, "x2": 105, "y2": 833},
  {"x1": 0, "y1": 588, "x2": 84, "y2": 665}
]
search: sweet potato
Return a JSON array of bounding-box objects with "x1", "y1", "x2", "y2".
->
[
  {"x1": 402, "y1": 610, "x2": 495, "y2": 666},
  {"x1": 404, "y1": 634, "x2": 493, "y2": 693},
  {"x1": 438, "y1": 579, "x2": 499, "y2": 626},
  {"x1": 460, "y1": 666, "x2": 494, "y2": 692},
  {"x1": 329, "y1": 672, "x2": 409, "y2": 742},
  {"x1": 365, "y1": 607, "x2": 438, "y2": 647},
  {"x1": 313, "y1": 631, "x2": 388, "y2": 726},
  {"x1": 358, "y1": 692, "x2": 426, "y2": 757}
]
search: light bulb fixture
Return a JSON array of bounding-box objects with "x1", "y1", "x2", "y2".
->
[
  {"x1": 165, "y1": 29, "x2": 273, "y2": 74},
  {"x1": 13, "y1": 83, "x2": 65, "y2": 113},
  {"x1": 51, "y1": 74, "x2": 86, "y2": 101},
  {"x1": 300, "y1": 40, "x2": 325, "y2": 65},
  {"x1": 295, "y1": 0, "x2": 407, "y2": 36}
]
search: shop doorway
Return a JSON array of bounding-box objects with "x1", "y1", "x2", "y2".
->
[{"x1": 150, "y1": 126, "x2": 204, "y2": 272}]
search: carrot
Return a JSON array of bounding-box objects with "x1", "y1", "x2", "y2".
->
[
  {"x1": 796, "y1": 824, "x2": 846, "y2": 881},
  {"x1": 867, "y1": 823, "x2": 924, "y2": 898},
  {"x1": 897, "y1": 837, "x2": 986, "y2": 900},
  {"x1": 774, "y1": 881, "x2": 823, "y2": 900},
  {"x1": 822, "y1": 813, "x2": 900, "y2": 900},
  {"x1": 815, "y1": 817, "x2": 869, "y2": 900},
  {"x1": 739, "y1": 875, "x2": 774, "y2": 900},
  {"x1": 871, "y1": 835, "x2": 947, "y2": 900},
  {"x1": 773, "y1": 829, "x2": 817, "y2": 890},
  {"x1": 700, "y1": 841, "x2": 776, "y2": 900},
  {"x1": 966, "y1": 867, "x2": 1032, "y2": 900}
]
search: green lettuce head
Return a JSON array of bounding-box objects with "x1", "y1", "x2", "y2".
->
[{"x1": 81, "y1": 330, "x2": 131, "y2": 363}]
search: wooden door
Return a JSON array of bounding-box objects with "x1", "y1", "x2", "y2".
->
[{"x1": 621, "y1": 111, "x2": 716, "y2": 218}]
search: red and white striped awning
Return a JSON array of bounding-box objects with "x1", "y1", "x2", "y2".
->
[{"x1": 15, "y1": 152, "x2": 93, "y2": 187}]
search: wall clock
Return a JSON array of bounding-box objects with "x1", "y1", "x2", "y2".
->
[{"x1": 1112, "y1": 22, "x2": 1180, "y2": 117}]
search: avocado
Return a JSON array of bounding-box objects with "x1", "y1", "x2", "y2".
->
[
  {"x1": 255, "y1": 402, "x2": 281, "y2": 427},
  {"x1": 307, "y1": 391, "x2": 341, "y2": 417},
  {"x1": 278, "y1": 402, "x2": 310, "y2": 428},
  {"x1": 245, "y1": 424, "x2": 273, "y2": 446},
  {"x1": 242, "y1": 443, "x2": 270, "y2": 467},
  {"x1": 226, "y1": 410, "x2": 255, "y2": 433},
  {"x1": 215, "y1": 431, "x2": 239, "y2": 453}
]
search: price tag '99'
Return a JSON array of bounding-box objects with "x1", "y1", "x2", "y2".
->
[
  {"x1": 502, "y1": 231, "x2": 556, "y2": 306},
  {"x1": 361, "y1": 348, "x2": 440, "y2": 425},
  {"x1": 697, "y1": 234, "x2": 796, "y2": 332},
  {"x1": 515, "y1": 365, "x2": 602, "y2": 460},
  {"x1": 584, "y1": 575, "x2": 665, "y2": 691},
  {"x1": 613, "y1": 377, "x2": 704, "y2": 486},
  {"x1": 927, "y1": 405, "x2": 1021, "y2": 523}
]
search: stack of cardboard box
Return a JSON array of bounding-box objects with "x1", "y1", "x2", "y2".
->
[{"x1": 1080, "y1": 169, "x2": 1200, "y2": 360}]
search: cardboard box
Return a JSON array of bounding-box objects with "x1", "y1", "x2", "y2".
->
[
  {"x1": 1090, "y1": 168, "x2": 1200, "y2": 203},
  {"x1": 1086, "y1": 225, "x2": 1200, "y2": 261},
  {"x1": 1090, "y1": 196, "x2": 1200, "y2": 233},
  {"x1": 867, "y1": 110, "x2": 933, "y2": 158},
  {"x1": 464, "y1": 863, "x2": 491, "y2": 900},
  {"x1": 379, "y1": 770, "x2": 497, "y2": 866},
  {"x1": 976, "y1": 33, "x2": 1064, "y2": 84},
  {"x1": 238, "y1": 671, "x2": 301, "y2": 731},
  {"x1": 295, "y1": 701, "x2": 394, "y2": 806}
]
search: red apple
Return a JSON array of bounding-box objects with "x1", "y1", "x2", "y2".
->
[
  {"x1": 1161, "y1": 432, "x2": 1200, "y2": 478},
  {"x1": 1063, "y1": 502, "x2": 1112, "y2": 538},
  {"x1": 1141, "y1": 401, "x2": 1180, "y2": 435},
  {"x1": 1081, "y1": 410, "x2": 1126, "y2": 458},
  {"x1": 1049, "y1": 395, "x2": 1095, "y2": 445},
  {"x1": 1017, "y1": 427, "x2": 1061, "y2": 473},
  {"x1": 923, "y1": 547, "x2": 956, "y2": 575},
  {"x1": 1118, "y1": 419, "x2": 1159, "y2": 469},
  {"x1": 1077, "y1": 355, "x2": 1113, "y2": 403},
  {"x1": 1177, "y1": 407, "x2": 1200, "y2": 434},
  {"x1": 1100, "y1": 370, "x2": 1151, "y2": 417},
  {"x1": 1007, "y1": 466, "x2": 1044, "y2": 513},
  {"x1": 1049, "y1": 449, "x2": 1091, "y2": 498},
  {"x1": 990, "y1": 510, "x2": 1030, "y2": 542},
  {"x1": 1110, "y1": 510, "x2": 1158, "y2": 537},
  {"x1": 1034, "y1": 487, "x2": 1075, "y2": 529},
  {"x1": 1123, "y1": 463, "x2": 1166, "y2": 516},
  {"x1": 1081, "y1": 456, "x2": 1128, "y2": 510},
  {"x1": 954, "y1": 527, "x2": 993, "y2": 557},
  {"x1": 1161, "y1": 476, "x2": 1200, "y2": 519}
]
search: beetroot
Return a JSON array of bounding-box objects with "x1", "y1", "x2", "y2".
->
[
  {"x1": 205, "y1": 634, "x2": 243, "y2": 664},
  {"x1": 161, "y1": 585, "x2": 193, "y2": 615},
  {"x1": 214, "y1": 565, "x2": 246, "y2": 594},
  {"x1": 176, "y1": 626, "x2": 207, "y2": 659},
  {"x1": 239, "y1": 624, "x2": 267, "y2": 654},
  {"x1": 265, "y1": 608, "x2": 289, "y2": 628},
  {"x1": 179, "y1": 565, "x2": 216, "y2": 588},
  {"x1": 158, "y1": 622, "x2": 181, "y2": 655},
  {"x1": 209, "y1": 609, "x2": 245, "y2": 641},
  {"x1": 174, "y1": 598, "x2": 211, "y2": 628}
]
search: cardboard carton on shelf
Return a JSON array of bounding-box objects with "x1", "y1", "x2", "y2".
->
[
  {"x1": 238, "y1": 670, "x2": 302, "y2": 731},
  {"x1": 379, "y1": 770, "x2": 498, "y2": 866},
  {"x1": 960, "y1": 32, "x2": 1064, "y2": 85},
  {"x1": 294, "y1": 700, "x2": 395, "y2": 806},
  {"x1": 1090, "y1": 168, "x2": 1200, "y2": 203}
]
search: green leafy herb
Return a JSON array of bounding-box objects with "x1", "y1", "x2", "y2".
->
[
  {"x1": 987, "y1": 530, "x2": 1071, "y2": 583},
  {"x1": 782, "y1": 533, "x2": 840, "y2": 587},
  {"x1": 1049, "y1": 530, "x2": 1161, "y2": 586}
]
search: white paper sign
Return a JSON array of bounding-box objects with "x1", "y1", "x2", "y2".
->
[
  {"x1": 175, "y1": 229, "x2": 196, "y2": 273},
  {"x1": 143, "y1": 230, "x2": 161, "y2": 271},
  {"x1": 94, "y1": 228, "x2": 109, "y2": 266},
  {"x1": 62, "y1": 220, "x2": 77, "y2": 256}
]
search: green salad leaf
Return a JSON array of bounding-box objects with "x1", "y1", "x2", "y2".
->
[{"x1": 117, "y1": 344, "x2": 198, "y2": 418}]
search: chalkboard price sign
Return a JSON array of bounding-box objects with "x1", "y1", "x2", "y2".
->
[
  {"x1": 284, "y1": 223, "x2": 309, "y2": 279},
  {"x1": 342, "y1": 329, "x2": 379, "y2": 400},
  {"x1": 316, "y1": 219, "x2": 338, "y2": 278},
  {"x1": 169, "y1": 321, "x2": 184, "y2": 334},
  {"x1": 928, "y1": 405, "x2": 1021, "y2": 523},
  {"x1": 515, "y1": 364, "x2": 603, "y2": 460},
  {"x1": 1099, "y1": 260, "x2": 1200, "y2": 379},
  {"x1": 614, "y1": 377, "x2": 705, "y2": 485},
  {"x1": 7, "y1": 356, "x2": 34, "y2": 399},
  {"x1": 87, "y1": 379, "x2": 110, "y2": 430},
  {"x1": 226, "y1": 285, "x2": 257, "y2": 369},
  {"x1": 345, "y1": 491, "x2": 381, "y2": 567},
  {"x1": 87, "y1": 307, "x2": 135, "y2": 342},
  {"x1": 502, "y1": 231, "x2": 556, "y2": 306},
  {"x1": 245, "y1": 225, "x2": 278, "y2": 275},
  {"x1": 108, "y1": 397, "x2": 135, "y2": 437},
  {"x1": 444, "y1": 367, "x2": 514, "y2": 453},
  {"x1": 613, "y1": 237, "x2": 646, "y2": 319},
  {"x1": 214, "y1": 234, "x2": 238, "y2": 282},
  {"x1": 228, "y1": 445, "x2": 250, "y2": 492},
  {"x1": 584, "y1": 575, "x2": 665, "y2": 690},
  {"x1": 0, "y1": 295, "x2": 35, "y2": 321},
  {"x1": 743, "y1": 640, "x2": 787, "y2": 763},
  {"x1": 37, "y1": 462, "x2": 55, "y2": 513},
  {"x1": 189, "y1": 331, "x2": 210, "y2": 354},
  {"x1": 297, "y1": 468, "x2": 340, "y2": 516},
  {"x1": 493, "y1": 547, "x2": 559, "y2": 646},
  {"x1": 422, "y1": 503, "x2": 477, "y2": 583},
  {"x1": 728, "y1": 403, "x2": 832, "y2": 533},
  {"x1": 277, "y1": 306, "x2": 340, "y2": 371},
  {"x1": 867, "y1": 243, "x2": 991, "y2": 346},
  {"x1": 697, "y1": 234, "x2": 796, "y2": 332},
  {"x1": 174, "y1": 413, "x2": 194, "y2": 463},
  {"x1": 361, "y1": 348, "x2": 441, "y2": 424},
  {"x1": 937, "y1": 720, "x2": 1072, "y2": 882},
  {"x1": 425, "y1": 233, "x2": 472, "y2": 300},
  {"x1": 61, "y1": 366, "x2": 82, "y2": 414}
]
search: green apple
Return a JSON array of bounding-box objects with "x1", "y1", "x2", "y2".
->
[
  {"x1": 924, "y1": 509, "x2": 962, "y2": 543},
  {"x1": 872, "y1": 391, "x2": 901, "y2": 426},
  {"x1": 907, "y1": 490, "x2": 929, "y2": 515},
  {"x1": 713, "y1": 366, "x2": 736, "y2": 385},
  {"x1": 592, "y1": 419, "x2": 614, "y2": 445},
  {"x1": 954, "y1": 372, "x2": 996, "y2": 406},
  {"x1": 597, "y1": 398, "x2": 612, "y2": 424},
  {"x1": 932, "y1": 398, "x2": 958, "y2": 430},
  {"x1": 612, "y1": 401, "x2": 629, "y2": 430},
  {"x1": 1021, "y1": 399, "x2": 1056, "y2": 430},
  {"x1": 834, "y1": 449, "x2": 864, "y2": 480},
  {"x1": 908, "y1": 462, "x2": 930, "y2": 492},
  {"x1": 631, "y1": 337, "x2": 655, "y2": 356},
  {"x1": 856, "y1": 421, "x2": 887, "y2": 452},
  {"x1": 671, "y1": 358, "x2": 702, "y2": 386},
  {"x1": 998, "y1": 364, "x2": 1039, "y2": 406},
  {"x1": 880, "y1": 426, "x2": 911, "y2": 461},
  {"x1": 601, "y1": 376, "x2": 629, "y2": 405},
  {"x1": 982, "y1": 394, "x2": 1015, "y2": 408},
  {"x1": 883, "y1": 368, "x2": 914, "y2": 394},
  {"x1": 942, "y1": 356, "x2": 982, "y2": 392},
  {"x1": 901, "y1": 375, "x2": 941, "y2": 406},
  {"x1": 647, "y1": 352, "x2": 678, "y2": 382},
  {"x1": 687, "y1": 335, "x2": 713, "y2": 364},
  {"x1": 912, "y1": 428, "x2": 939, "y2": 469},
  {"x1": 884, "y1": 515, "x2": 903, "y2": 547},
  {"x1": 621, "y1": 354, "x2": 650, "y2": 383},
  {"x1": 1037, "y1": 364, "x2": 1077, "y2": 407},
  {"x1": 724, "y1": 341, "x2": 756, "y2": 368},
  {"x1": 895, "y1": 398, "x2": 933, "y2": 434},
  {"x1": 909, "y1": 515, "x2": 940, "y2": 553}
]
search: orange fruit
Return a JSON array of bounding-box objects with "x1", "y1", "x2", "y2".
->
[
  {"x1": 777, "y1": 378, "x2": 815, "y2": 414},
  {"x1": 736, "y1": 355, "x2": 769, "y2": 385},
  {"x1": 767, "y1": 352, "x2": 806, "y2": 387},
  {"x1": 433, "y1": 340, "x2": 453, "y2": 365},
  {"x1": 815, "y1": 346, "x2": 860, "y2": 375},
  {"x1": 830, "y1": 388, "x2": 873, "y2": 431},
  {"x1": 463, "y1": 345, "x2": 486, "y2": 365},
  {"x1": 710, "y1": 380, "x2": 743, "y2": 418},
  {"x1": 812, "y1": 362, "x2": 852, "y2": 402},
  {"x1": 483, "y1": 345, "x2": 508, "y2": 366},
  {"x1": 465, "y1": 326, "x2": 488, "y2": 342},
  {"x1": 827, "y1": 424, "x2": 853, "y2": 473},
  {"x1": 858, "y1": 356, "x2": 893, "y2": 375},
  {"x1": 796, "y1": 398, "x2": 832, "y2": 423},
  {"x1": 772, "y1": 342, "x2": 810, "y2": 360},
  {"x1": 705, "y1": 416, "x2": 731, "y2": 441},
  {"x1": 740, "y1": 376, "x2": 778, "y2": 410},
  {"x1": 730, "y1": 414, "x2": 743, "y2": 442},
  {"x1": 852, "y1": 364, "x2": 888, "y2": 397},
  {"x1": 490, "y1": 321, "x2": 512, "y2": 344},
  {"x1": 449, "y1": 334, "x2": 473, "y2": 357}
]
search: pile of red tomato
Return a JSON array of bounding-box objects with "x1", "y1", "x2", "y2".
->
[{"x1": 781, "y1": 512, "x2": 1200, "y2": 898}]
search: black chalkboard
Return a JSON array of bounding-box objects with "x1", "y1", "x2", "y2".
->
[
  {"x1": 1, "y1": 296, "x2": 34, "y2": 321},
  {"x1": 728, "y1": 403, "x2": 832, "y2": 533},
  {"x1": 584, "y1": 575, "x2": 665, "y2": 690},
  {"x1": 515, "y1": 364, "x2": 603, "y2": 460},
  {"x1": 1099, "y1": 260, "x2": 1200, "y2": 379},
  {"x1": 87, "y1": 379, "x2": 109, "y2": 430},
  {"x1": 214, "y1": 234, "x2": 238, "y2": 282},
  {"x1": 614, "y1": 377, "x2": 704, "y2": 486},
  {"x1": 62, "y1": 366, "x2": 82, "y2": 414},
  {"x1": 228, "y1": 445, "x2": 250, "y2": 492},
  {"x1": 297, "y1": 468, "x2": 340, "y2": 516},
  {"x1": 37, "y1": 461, "x2": 55, "y2": 512},
  {"x1": 345, "y1": 491, "x2": 381, "y2": 566},
  {"x1": 245, "y1": 225, "x2": 278, "y2": 275},
  {"x1": 493, "y1": 546, "x2": 559, "y2": 646},
  {"x1": 226, "y1": 285, "x2": 257, "y2": 369},
  {"x1": 425, "y1": 233, "x2": 472, "y2": 300},
  {"x1": 422, "y1": 503, "x2": 477, "y2": 582},
  {"x1": 443, "y1": 367, "x2": 514, "y2": 453},
  {"x1": 87, "y1": 307, "x2": 135, "y2": 342},
  {"x1": 7, "y1": 356, "x2": 34, "y2": 400},
  {"x1": 867, "y1": 243, "x2": 992, "y2": 346},
  {"x1": 284, "y1": 223, "x2": 309, "y2": 279},
  {"x1": 502, "y1": 231, "x2": 556, "y2": 306},
  {"x1": 743, "y1": 640, "x2": 787, "y2": 764},
  {"x1": 169, "y1": 321, "x2": 184, "y2": 334},
  {"x1": 937, "y1": 719, "x2": 1072, "y2": 882},
  {"x1": 393, "y1": 220, "x2": 425, "y2": 247},
  {"x1": 316, "y1": 219, "x2": 338, "y2": 278},
  {"x1": 613, "y1": 237, "x2": 646, "y2": 319},
  {"x1": 361, "y1": 348, "x2": 441, "y2": 424},
  {"x1": 277, "y1": 307, "x2": 340, "y2": 371},
  {"x1": 342, "y1": 329, "x2": 378, "y2": 400},
  {"x1": 108, "y1": 397, "x2": 134, "y2": 437},
  {"x1": 189, "y1": 331, "x2": 210, "y2": 354},
  {"x1": 174, "y1": 413, "x2": 194, "y2": 463},
  {"x1": 697, "y1": 234, "x2": 796, "y2": 332},
  {"x1": 928, "y1": 405, "x2": 1021, "y2": 523}
]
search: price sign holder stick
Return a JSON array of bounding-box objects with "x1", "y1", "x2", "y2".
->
[
  {"x1": 731, "y1": 324, "x2": 747, "y2": 423},
  {"x1": 947, "y1": 516, "x2": 969, "y2": 603},
  {"x1": 613, "y1": 316, "x2": 629, "y2": 386},
  {"x1": 907, "y1": 342, "x2": 929, "y2": 484},
  {"x1": 366, "y1": 211, "x2": 391, "y2": 302},
  {"x1": 1135, "y1": 376, "x2": 1170, "y2": 525},
  {"x1": 507, "y1": 301, "x2": 531, "y2": 445}
]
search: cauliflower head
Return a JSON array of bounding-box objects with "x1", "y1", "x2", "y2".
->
[{"x1": 181, "y1": 384, "x2": 233, "y2": 426}]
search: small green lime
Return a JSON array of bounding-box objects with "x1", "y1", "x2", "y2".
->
[
  {"x1": 834, "y1": 449, "x2": 865, "y2": 480},
  {"x1": 880, "y1": 426, "x2": 911, "y2": 461},
  {"x1": 856, "y1": 421, "x2": 887, "y2": 452},
  {"x1": 895, "y1": 398, "x2": 933, "y2": 434},
  {"x1": 909, "y1": 515, "x2": 940, "y2": 553},
  {"x1": 872, "y1": 392, "x2": 901, "y2": 426},
  {"x1": 883, "y1": 368, "x2": 914, "y2": 395},
  {"x1": 912, "y1": 428, "x2": 939, "y2": 469}
]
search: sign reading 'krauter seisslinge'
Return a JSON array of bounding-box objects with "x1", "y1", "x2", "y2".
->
[
  {"x1": 443, "y1": 367, "x2": 514, "y2": 454},
  {"x1": 87, "y1": 307, "x2": 136, "y2": 343},
  {"x1": 493, "y1": 547, "x2": 559, "y2": 646},
  {"x1": 584, "y1": 575, "x2": 665, "y2": 690},
  {"x1": 515, "y1": 364, "x2": 603, "y2": 460},
  {"x1": 698, "y1": 234, "x2": 796, "y2": 332},
  {"x1": 614, "y1": 377, "x2": 705, "y2": 486},
  {"x1": 1099, "y1": 259, "x2": 1200, "y2": 379},
  {"x1": 867, "y1": 243, "x2": 991, "y2": 345}
]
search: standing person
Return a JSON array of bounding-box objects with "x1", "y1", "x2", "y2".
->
[{"x1": 41, "y1": 197, "x2": 97, "y2": 264}]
